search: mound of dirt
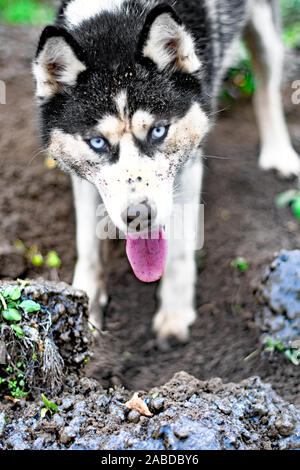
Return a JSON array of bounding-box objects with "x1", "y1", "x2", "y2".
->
[
  {"x1": 255, "y1": 250, "x2": 300, "y2": 349},
  {"x1": 0, "y1": 371, "x2": 299, "y2": 450},
  {"x1": 0, "y1": 280, "x2": 92, "y2": 398}
]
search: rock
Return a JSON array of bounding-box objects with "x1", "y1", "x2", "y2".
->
[
  {"x1": 255, "y1": 250, "x2": 300, "y2": 348},
  {"x1": 275, "y1": 409, "x2": 296, "y2": 436},
  {"x1": 151, "y1": 397, "x2": 165, "y2": 413},
  {"x1": 127, "y1": 410, "x2": 140, "y2": 424},
  {"x1": 59, "y1": 426, "x2": 76, "y2": 444},
  {"x1": 0, "y1": 280, "x2": 92, "y2": 398}
]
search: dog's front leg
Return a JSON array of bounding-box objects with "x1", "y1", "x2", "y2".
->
[
  {"x1": 153, "y1": 154, "x2": 203, "y2": 341},
  {"x1": 72, "y1": 175, "x2": 107, "y2": 331}
]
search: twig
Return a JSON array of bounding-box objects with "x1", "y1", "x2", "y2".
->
[
  {"x1": 0, "y1": 293, "x2": 7, "y2": 311},
  {"x1": 244, "y1": 349, "x2": 259, "y2": 362}
]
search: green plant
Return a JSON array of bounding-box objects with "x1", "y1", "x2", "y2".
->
[
  {"x1": 0, "y1": 282, "x2": 42, "y2": 398},
  {"x1": 275, "y1": 189, "x2": 300, "y2": 220},
  {"x1": 41, "y1": 393, "x2": 58, "y2": 418},
  {"x1": 15, "y1": 240, "x2": 62, "y2": 270},
  {"x1": 46, "y1": 251, "x2": 61, "y2": 269},
  {"x1": 265, "y1": 337, "x2": 300, "y2": 365},
  {"x1": 230, "y1": 257, "x2": 249, "y2": 273},
  {"x1": 1, "y1": 362, "x2": 29, "y2": 399}
]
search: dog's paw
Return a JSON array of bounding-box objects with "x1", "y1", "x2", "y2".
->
[
  {"x1": 259, "y1": 146, "x2": 300, "y2": 178},
  {"x1": 152, "y1": 308, "x2": 196, "y2": 341}
]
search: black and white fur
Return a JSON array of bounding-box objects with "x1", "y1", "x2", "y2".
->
[{"x1": 33, "y1": 0, "x2": 300, "y2": 340}]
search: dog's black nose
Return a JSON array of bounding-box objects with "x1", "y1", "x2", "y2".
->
[{"x1": 122, "y1": 201, "x2": 157, "y2": 227}]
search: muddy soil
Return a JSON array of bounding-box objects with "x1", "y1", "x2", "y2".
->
[
  {"x1": 1, "y1": 372, "x2": 300, "y2": 450},
  {"x1": 0, "y1": 24, "x2": 300, "y2": 413}
]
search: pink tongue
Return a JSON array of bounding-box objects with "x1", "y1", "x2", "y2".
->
[{"x1": 126, "y1": 229, "x2": 167, "y2": 282}]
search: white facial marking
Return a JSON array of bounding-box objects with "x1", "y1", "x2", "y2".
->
[
  {"x1": 93, "y1": 132, "x2": 173, "y2": 232},
  {"x1": 166, "y1": 102, "x2": 210, "y2": 154},
  {"x1": 48, "y1": 129, "x2": 101, "y2": 173},
  {"x1": 131, "y1": 110, "x2": 155, "y2": 141},
  {"x1": 97, "y1": 107, "x2": 155, "y2": 145},
  {"x1": 65, "y1": 0, "x2": 125, "y2": 27},
  {"x1": 115, "y1": 90, "x2": 128, "y2": 121},
  {"x1": 97, "y1": 115, "x2": 127, "y2": 146}
]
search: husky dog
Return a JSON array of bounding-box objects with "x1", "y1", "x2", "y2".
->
[{"x1": 33, "y1": 0, "x2": 299, "y2": 340}]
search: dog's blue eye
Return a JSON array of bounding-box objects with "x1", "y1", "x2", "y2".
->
[
  {"x1": 150, "y1": 126, "x2": 168, "y2": 142},
  {"x1": 89, "y1": 137, "x2": 107, "y2": 152}
]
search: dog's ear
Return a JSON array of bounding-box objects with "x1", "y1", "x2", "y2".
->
[
  {"x1": 32, "y1": 25, "x2": 86, "y2": 102},
  {"x1": 137, "y1": 3, "x2": 201, "y2": 74}
]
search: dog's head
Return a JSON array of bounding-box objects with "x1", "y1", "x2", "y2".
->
[{"x1": 33, "y1": 4, "x2": 210, "y2": 281}]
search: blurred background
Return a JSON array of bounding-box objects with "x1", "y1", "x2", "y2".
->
[{"x1": 0, "y1": 0, "x2": 299, "y2": 98}]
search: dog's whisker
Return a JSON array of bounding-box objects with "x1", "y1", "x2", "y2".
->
[
  {"x1": 203, "y1": 154, "x2": 235, "y2": 161},
  {"x1": 28, "y1": 148, "x2": 47, "y2": 166}
]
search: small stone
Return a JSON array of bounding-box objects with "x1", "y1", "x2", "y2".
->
[
  {"x1": 174, "y1": 425, "x2": 191, "y2": 440},
  {"x1": 24, "y1": 404, "x2": 38, "y2": 419},
  {"x1": 152, "y1": 397, "x2": 165, "y2": 413},
  {"x1": 59, "y1": 426, "x2": 76, "y2": 444},
  {"x1": 55, "y1": 303, "x2": 66, "y2": 315},
  {"x1": 215, "y1": 398, "x2": 232, "y2": 415},
  {"x1": 275, "y1": 410, "x2": 296, "y2": 436},
  {"x1": 252, "y1": 402, "x2": 268, "y2": 417},
  {"x1": 127, "y1": 410, "x2": 140, "y2": 424}
]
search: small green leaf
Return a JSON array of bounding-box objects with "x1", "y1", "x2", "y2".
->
[
  {"x1": 275, "y1": 189, "x2": 298, "y2": 208},
  {"x1": 41, "y1": 393, "x2": 58, "y2": 412},
  {"x1": 6, "y1": 301, "x2": 18, "y2": 309},
  {"x1": 291, "y1": 199, "x2": 300, "y2": 220},
  {"x1": 2, "y1": 308, "x2": 22, "y2": 322},
  {"x1": 11, "y1": 324, "x2": 24, "y2": 338},
  {"x1": 14, "y1": 239, "x2": 26, "y2": 253},
  {"x1": 19, "y1": 300, "x2": 41, "y2": 313},
  {"x1": 3, "y1": 286, "x2": 22, "y2": 301},
  {"x1": 230, "y1": 257, "x2": 249, "y2": 272},
  {"x1": 30, "y1": 253, "x2": 44, "y2": 266},
  {"x1": 285, "y1": 349, "x2": 300, "y2": 366},
  {"x1": 46, "y1": 251, "x2": 61, "y2": 269}
]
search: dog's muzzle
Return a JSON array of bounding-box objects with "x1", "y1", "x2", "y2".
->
[{"x1": 122, "y1": 200, "x2": 157, "y2": 231}]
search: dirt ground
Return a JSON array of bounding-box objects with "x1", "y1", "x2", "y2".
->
[{"x1": 0, "y1": 26, "x2": 299, "y2": 406}]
